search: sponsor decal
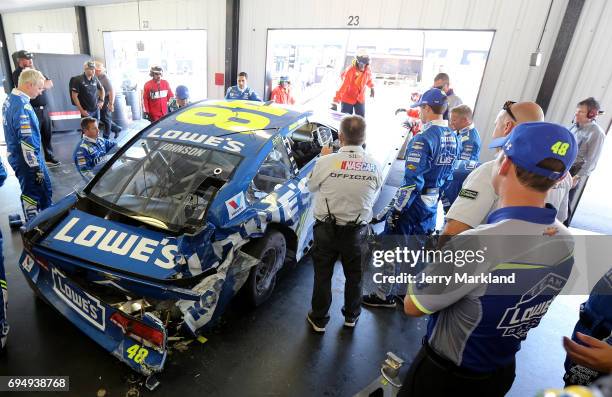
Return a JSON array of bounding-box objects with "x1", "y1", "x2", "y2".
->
[
  {"x1": 159, "y1": 142, "x2": 206, "y2": 157},
  {"x1": 497, "y1": 273, "x2": 566, "y2": 339},
  {"x1": 21, "y1": 255, "x2": 35, "y2": 272},
  {"x1": 339, "y1": 160, "x2": 377, "y2": 172},
  {"x1": 52, "y1": 268, "x2": 106, "y2": 331},
  {"x1": 436, "y1": 154, "x2": 455, "y2": 165},
  {"x1": 458, "y1": 188, "x2": 479, "y2": 200},
  {"x1": 51, "y1": 215, "x2": 178, "y2": 270},
  {"x1": 225, "y1": 192, "x2": 246, "y2": 219},
  {"x1": 147, "y1": 127, "x2": 246, "y2": 153},
  {"x1": 406, "y1": 156, "x2": 421, "y2": 163},
  {"x1": 407, "y1": 164, "x2": 416, "y2": 170}
]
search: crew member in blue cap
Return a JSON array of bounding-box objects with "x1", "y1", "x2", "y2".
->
[
  {"x1": 363, "y1": 88, "x2": 460, "y2": 307},
  {"x1": 400, "y1": 121, "x2": 578, "y2": 397},
  {"x1": 168, "y1": 85, "x2": 190, "y2": 112}
]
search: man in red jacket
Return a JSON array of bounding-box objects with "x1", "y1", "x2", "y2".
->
[
  {"x1": 332, "y1": 55, "x2": 374, "y2": 117},
  {"x1": 270, "y1": 76, "x2": 295, "y2": 105},
  {"x1": 143, "y1": 65, "x2": 173, "y2": 122}
]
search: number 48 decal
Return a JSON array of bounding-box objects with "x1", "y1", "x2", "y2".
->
[
  {"x1": 126, "y1": 344, "x2": 149, "y2": 364},
  {"x1": 551, "y1": 141, "x2": 570, "y2": 156}
]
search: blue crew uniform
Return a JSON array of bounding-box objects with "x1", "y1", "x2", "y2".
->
[
  {"x1": 2, "y1": 88, "x2": 52, "y2": 221},
  {"x1": 225, "y1": 86, "x2": 262, "y2": 101},
  {"x1": 440, "y1": 159, "x2": 480, "y2": 212},
  {"x1": 457, "y1": 124, "x2": 481, "y2": 161},
  {"x1": 73, "y1": 136, "x2": 116, "y2": 180},
  {"x1": 564, "y1": 268, "x2": 612, "y2": 386},
  {"x1": 391, "y1": 119, "x2": 460, "y2": 235},
  {"x1": 0, "y1": 159, "x2": 8, "y2": 350}
]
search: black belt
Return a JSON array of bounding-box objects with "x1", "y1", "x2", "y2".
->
[
  {"x1": 579, "y1": 304, "x2": 612, "y2": 339},
  {"x1": 315, "y1": 219, "x2": 367, "y2": 228},
  {"x1": 34, "y1": 106, "x2": 45, "y2": 110},
  {"x1": 422, "y1": 339, "x2": 514, "y2": 379}
]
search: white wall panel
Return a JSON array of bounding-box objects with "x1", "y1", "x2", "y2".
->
[
  {"x1": 86, "y1": 0, "x2": 226, "y2": 98},
  {"x1": 2, "y1": 7, "x2": 79, "y2": 68},
  {"x1": 546, "y1": 0, "x2": 612, "y2": 133},
  {"x1": 239, "y1": 0, "x2": 569, "y2": 160}
]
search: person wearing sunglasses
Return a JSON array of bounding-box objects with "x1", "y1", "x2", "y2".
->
[
  {"x1": 440, "y1": 101, "x2": 550, "y2": 245},
  {"x1": 143, "y1": 65, "x2": 173, "y2": 122}
]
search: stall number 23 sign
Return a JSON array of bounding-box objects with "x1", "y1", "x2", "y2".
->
[{"x1": 347, "y1": 16, "x2": 360, "y2": 26}]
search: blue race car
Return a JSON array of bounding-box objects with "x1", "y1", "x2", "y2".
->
[{"x1": 18, "y1": 100, "x2": 344, "y2": 375}]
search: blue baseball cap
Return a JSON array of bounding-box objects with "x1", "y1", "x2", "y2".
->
[
  {"x1": 488, "y1": 121, "x2": 577, "y2": 180},
  {"x1": 410, "y1": 88, "x2": 447, "y2": 108},
  {"x1": 175, "y1": 85, "x2": 189, "y2": 100}
]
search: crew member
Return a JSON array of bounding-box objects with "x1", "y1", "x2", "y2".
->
[
  {"x1": 143, "y1": 65, "x2": 173, "y2": 122},
  {"x1": 440, "y1": 159, "x2": 480, "y2": 213},
  {"x1": 401, "y1": 122, "x2": 578, "y2": 396},
  {"x1": 449, "y1": 104, "x2": 481, "y2": 161},
  {"x1": 270, "y1": 76, "x2": 295, "y2": 105},
  {"x1": 0, "y1": 159, "x2": 8, "y2": 352},
  {"x1": 441, "y1": 101, "x2": 545, "y2": 244},
  {"x1": 566, "y1": 97, "x2": 606, "y2": 225},
  {"x1": 94, "y1": 61, "x2": 121, "y2": 139},
  {"x1": 363, "y1": 88, "x2": 460, "y2": 307},
  {"x1": 333, "y1": 54, "x2": 374, "y2": 117},
  {"x1": 563, "y1": 268, "x2": 612, "y2": 386},
  {"x1": 225, "y1": 72, "x2": 262, "y2": 101},
  {"x1": 73, "y1": 117, "x2": 116, "y2": 181},
  {"x1": 2, "y1": 69, "x2": 52, "y2": 221},
  {"x1": 12, "y1": 50, "x2": 60, "y2": 166},
  {"x1": 433, "y1": 72, "x2": 462, "y2": 120},
  {"x1": 168, "y1": 85, "x2": 190, "y2": 112},
  {"x1": 307, "y1": 115, "x2": 383, "y2": 332},
  {"x1": 70, "y1": 61, "x2": 105, "y2": 121}
]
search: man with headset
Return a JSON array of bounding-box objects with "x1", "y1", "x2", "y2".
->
[
  {"x1": 143, "y1": 65, "x2": 173, "y2": 122},
  {"x1": 566, "y1": 97, "x2": 606, "y2": 224}
]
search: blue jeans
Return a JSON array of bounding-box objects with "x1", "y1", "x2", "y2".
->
[
  {"x1": 341, "y1": 102, "x2": 365, "y2": 117},
  {"x1": 85, "y1": 109, "x2": 100, "y2": 121}
]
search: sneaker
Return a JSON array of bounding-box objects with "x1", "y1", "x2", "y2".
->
[
  {"x1": 45, "y1": 158, "x2": 61, "y2": 167},
  {"x1": 362, "y1": 293, "x2": 396, "y2": 308},
  {"x1": 344, "y1": 315, "x2": 359, "y2": 328},
  {"x1": 307, "y1": 312, "x2": 327, "y2": 333}
]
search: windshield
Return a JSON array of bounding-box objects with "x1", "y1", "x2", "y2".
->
[{"x1": 89, "y1": 137, "x2": 241, "y2": 232}]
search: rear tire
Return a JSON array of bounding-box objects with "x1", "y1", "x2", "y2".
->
[{"x1": 241, "y1": 231, "x2": 286, "y2": 307}]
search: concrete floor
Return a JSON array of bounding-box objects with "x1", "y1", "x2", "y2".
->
[{"x1": 0, "y1": 125, "x2": 586, "y2": 396}]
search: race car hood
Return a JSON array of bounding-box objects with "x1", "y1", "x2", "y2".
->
[{"x1": 37, "y1": 209, "x2": 200, "y2": 281}]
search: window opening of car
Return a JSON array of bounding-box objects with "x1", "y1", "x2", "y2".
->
[{"x1": 88, "y1": 137, "x2": 241, "y2": 232}]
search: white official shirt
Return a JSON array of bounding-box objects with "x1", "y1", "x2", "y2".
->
[
  {"x1": 446, "y1": 159, "x2": 572, "y2": 226},
  {"x1": 308, "y1": 145, "x2": 383, "y2": 225}
]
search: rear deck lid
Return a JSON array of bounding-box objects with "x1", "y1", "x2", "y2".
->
[{"x1": 39, "y1": 209, "x2": 181, "y2": 280}]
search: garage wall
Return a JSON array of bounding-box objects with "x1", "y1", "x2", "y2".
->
[
  {"x1": 546, "y1": 0, "x2": 612, "y2": 134},
  {"x1": 86, "y1": 0, "x2": 226, "y2": 99},
  {"x1": 1, "y1": 7, "x2": 80, "y2": 69},
  {"x1": 239, "y1": 0, "x2": 569, "y2": 161}
]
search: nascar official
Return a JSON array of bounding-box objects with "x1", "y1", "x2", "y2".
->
[
  {"x1": 363, "y1": 88, "x2": 460, "y2": 307},
  {"x1": 2, "y1": 69, "x2": 52, "y2": 221},
  {"x1": 306, "y1": 115, "x2": 383, "y2": 332}
]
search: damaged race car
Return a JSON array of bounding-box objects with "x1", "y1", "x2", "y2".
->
[{"x1": 19, "y1": 100, "x2": 342, "y2": 375}]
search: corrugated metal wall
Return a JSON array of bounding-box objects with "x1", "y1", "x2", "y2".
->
[
  {"x1": 1, "y1": 7, "x2": 80, "y2": 68},
  {"x1": 86, "y1": 0, "x2": 226, "y2": 99},
  {"x1": 546, "y1": 0, "x2": 612, "y2": 134},
  {"x1": 1, "y1": 0, "x2": 608, "y2": 148},
  {"x1": 239, "y1": 0, "x2": 570, "y2": 160}
]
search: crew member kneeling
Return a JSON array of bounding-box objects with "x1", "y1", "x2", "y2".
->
[
  {"x1": 73, "y1": 117, "x2": 116, "y2": 181},
  {"x1": 307, "y1": 115, "x2": 383, "y2": 332}
]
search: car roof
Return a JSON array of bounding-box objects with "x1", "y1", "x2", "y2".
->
[{"x1": 143, "y1": 99, "x2": 312, "y2": 157}]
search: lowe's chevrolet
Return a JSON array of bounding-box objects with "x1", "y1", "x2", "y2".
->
[{"x1": 19, "y1": 100, "x2": 351, "y2": 374}]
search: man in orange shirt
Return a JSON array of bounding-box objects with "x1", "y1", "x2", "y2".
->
[
  {"x1": 270, "y1": 76, "x2": 295, "y2": 105},
  {"x1": 333, "y1": 55, "x2": 375, "y2": 117}
]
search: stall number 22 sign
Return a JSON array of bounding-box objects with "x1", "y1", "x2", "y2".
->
[{"x1": 347, "y1": 15, "x2": 360, "y2": 26}]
